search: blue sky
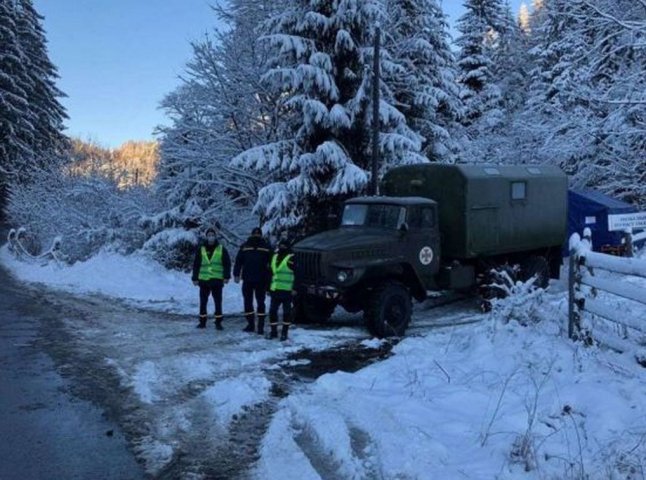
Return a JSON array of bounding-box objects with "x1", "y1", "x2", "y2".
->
[{"x1": 35, "y1": 0, "x2": 526, "y2": 148}]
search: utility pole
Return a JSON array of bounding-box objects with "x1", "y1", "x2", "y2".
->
[{"x1": 371, "y1": 25, "x2": 381, "y2": 196}]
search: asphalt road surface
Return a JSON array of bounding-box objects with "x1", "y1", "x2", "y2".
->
[{"x1": 0, "y1": 259, "x2": 143, "y2": 480}]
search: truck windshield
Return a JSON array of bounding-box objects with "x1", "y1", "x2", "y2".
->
[{"x1": 341, "y1": 204, "x2": 404, "y2": 229}]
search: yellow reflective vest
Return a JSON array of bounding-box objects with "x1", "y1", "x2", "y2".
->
[
  {"x1": 199, "y1": 245, "x2": 224, "y2": 281},
  {"x1": 270, "y1": 254, "x2": 294, "y2": 292}
]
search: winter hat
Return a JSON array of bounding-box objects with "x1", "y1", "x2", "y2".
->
[
  {"x1": 205, "y1": 227, "x2": 217, "y2": 236},
  {"x1": 251, "y1": 227, "x2": 262, "y2": 237}
]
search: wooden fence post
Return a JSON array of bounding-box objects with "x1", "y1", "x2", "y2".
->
[
  {"x1": 623, "y1": 229, "x2": 634, "y2": 258},
  {"x1": 568, "y1": 252, "x2": 577, "y2": 339},
  {"x1": 567, "y1": 232, "x2": 582, "y2": 340}
]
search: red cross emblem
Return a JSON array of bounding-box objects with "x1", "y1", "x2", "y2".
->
[{"x1": 419, "y1": 247, "x2": 434, "y2": 265}]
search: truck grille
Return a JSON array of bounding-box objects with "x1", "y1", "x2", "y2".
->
[{"x1": 295, "y1": 251, "x2": 322, "y2": 283}]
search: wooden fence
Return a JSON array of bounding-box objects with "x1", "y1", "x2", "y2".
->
[{"x1": 569, "y1": 229, "x2": 646, "y2": 361}]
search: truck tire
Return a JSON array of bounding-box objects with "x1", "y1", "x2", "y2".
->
[
  {"x1": 364, "y1": 281, "x2": 412, "y2": 338},
  {"x1": 293, "y1": 295, "x2": 336, "y2": 324},
  {"x1": 520, "y1": 256, "x2": 549, "y2": 289}
]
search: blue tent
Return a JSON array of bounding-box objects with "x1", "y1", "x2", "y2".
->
[{"x1": 567, "y1": 189, "x2": 638, "y2": 252}]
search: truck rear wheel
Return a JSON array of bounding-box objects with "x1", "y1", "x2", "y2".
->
[
  {"x1": 520, "y1": 256, "x2": 549, "y2": 289},
  {"x1": 364, "y1": 281, "x2": 412, "y2": 338},
  {"x1": 293, "y1": 295, "x2": 336, "y2": 324}
]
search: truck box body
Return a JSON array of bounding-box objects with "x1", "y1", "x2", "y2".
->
[{"x1": 381, "y1": 164, "x2": 568, "y2": 259}]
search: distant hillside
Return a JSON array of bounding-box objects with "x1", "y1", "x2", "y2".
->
[{"x1": 70, "y1": 138, "x2": 159, "y2": 187}]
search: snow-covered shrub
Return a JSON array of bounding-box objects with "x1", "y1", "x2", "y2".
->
[
  {"x1": 489, "y1": 269, "x2": 545, "y2": 326},
  {"x1": 141, "y1": 228, "x2": 197, "y2": 272},
  {"x1": 7, "y1": 155, "x2": 158, "y2": 262}
]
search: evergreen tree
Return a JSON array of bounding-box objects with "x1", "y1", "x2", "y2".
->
[
  {"x1": 518, "y1": 3, "x2": 530, "y2": 34},
  {"x1": 15, "y1": 0, "x2": 67, "y2": 158},
  {"x1": 0, "y1": 0, "x2": 67, "y2": 214},
  {"x1": 521, "y1": 0, "x2": 645, "y2": 207},
  {"x1": 455, "y1": 0, "x2": 507, "y2": 127},
  {"x1": 493, "y1": 2, "x2": 530, "y2": 114},
  {"x1": 0, "y1": 0, "x2": 34, "y2": 176},
  {"x1": 384, "y1": 0, "x2": 463, "y2": 161},
  {"x1": 233, "y1": 0, "x2": 424, "y2": 236}
]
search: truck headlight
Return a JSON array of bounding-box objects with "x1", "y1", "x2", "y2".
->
[{"x1": 337, "y1": 269, "x2": 352, "y2": 283}]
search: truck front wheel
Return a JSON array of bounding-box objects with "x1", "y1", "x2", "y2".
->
[{"x1": 364, "y1": 281, "x2": 412, "y2": 338}]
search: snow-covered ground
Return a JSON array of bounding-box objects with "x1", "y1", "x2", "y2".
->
[
  {"x1": 2, "y1": 245, "x2": 645, "y2": 479},
  {"x1": 257, "y1": 296, "x2": 646, "y2": 479},
  {"x1": 0, "y1": 246, "x2": 245, "y2": 315}
]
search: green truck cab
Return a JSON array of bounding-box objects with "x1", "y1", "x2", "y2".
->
[{"x1": 293, "y1": 164, "x2": 568, "y2": 337}]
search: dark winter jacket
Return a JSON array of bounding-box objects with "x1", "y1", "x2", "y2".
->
[
  {"x1": 233, "y1": 236, "x2": 272, "y2": 284},
  {"x1": 191, "y1": 241, "x2": 232, "y2": 283}
]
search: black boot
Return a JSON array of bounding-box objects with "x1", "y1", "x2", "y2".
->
[
  {"x1": 269, "y1": 324, "x2": 278, "y2": 339},
  {"x1": 280, "y1": 325, "x2": 289, "y2": 341},
  {"x1": 215, "y1": 315, "x2": 223, "y2": 331},
  {"x1": 196, "y1": 315, "x2": 207, "y2": 329},
  {"x1": 243, "y1": 318, "x2": 255, "y2": 333},
  {"x1": 256, "y1": 317, "x2": 265, "y2": 335}
]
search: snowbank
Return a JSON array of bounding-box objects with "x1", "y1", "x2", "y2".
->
[
  {"x1": 255, "y1": 296, "x2": 646, "y2": 479},
  {"x1": 0, "y1": 245, "x2": 244, "y2": 315}
]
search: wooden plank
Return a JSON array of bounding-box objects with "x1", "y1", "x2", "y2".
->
[
  {"x1": 592, "y1": 329, "x2": 645, "y2": 358},
  {"x1": 593, "y1": 329, "x2": 631, "y2": 353},
  {"x1": 582, "y1": 297, "x2": 646, "y2": 333},
  {"x1": 580, "y1": 251, "x2": 646, "y2": 278},
  {"x1": 580, "y1": 272, "x2": 646, "y2": 305}
]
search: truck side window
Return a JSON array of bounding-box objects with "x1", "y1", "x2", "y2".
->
[
  {"x1": 511, "y1": 181, "x2": 527, "y2": 201},
  {"x1": 408, "y1": 207, "x2": 435, "y2": 229},
  {"x1": 421, "y1": 207, "x2": 435, "y2": 228}
]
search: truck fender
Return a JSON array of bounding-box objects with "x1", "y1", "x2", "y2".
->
[{"x1": 399, "y1": 263, "x2": 427, "y2": 302}]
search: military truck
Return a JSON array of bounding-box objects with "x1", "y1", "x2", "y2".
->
[{"x1": 293, "y1": 164, "x2": 568, "y2": 337}]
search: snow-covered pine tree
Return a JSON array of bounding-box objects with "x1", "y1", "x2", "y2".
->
[
  {"x1": 492, "y1": 2, "x2": 530, "y2": 114},
  {"x1": 0, "y1": 0, "x2": 67, "y2": 216},
  {"x1": 383, "y1": 0, "x2": 463, "y2": 162},
  {"x1": 14, "y1": 0, "x2": 67, "y2": 160},
  {"x1": 518, "y1": 2, "x2": 530, "y2": 34},
  {"x1": 0, "y1": 0, "x2": 34, "y2": 182},
  {"x1": 463, "y1": 1, "x2": 534, "y2": 165},
  {"x1": 455, "y1": 0, "x2": 507, "y2": 129},
  {"x1": 521, "y1": 0, "x2": 645, "y2": 208},
  {"x1": 151, "y1": 0, "x2": 280, "y2": 266},
  {"x1": 520, "y1": 0, "x2": 597, "y2": 168},
  {"x1": 233, "y1": 0, "x2": 424, "y2": 237},
  {"x1": 567, "y1": 0, "x2": 645, "y2": 207}
]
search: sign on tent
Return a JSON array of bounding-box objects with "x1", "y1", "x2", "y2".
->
[{"x1": 608, "y1": 212, "x2": 646, "y2": 231}]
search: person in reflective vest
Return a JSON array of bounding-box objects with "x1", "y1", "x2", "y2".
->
[
  {"x1": 233, "y1": 227, "x2": 272, "y2": 334},
  {"x1": 268, "y1": 239, "x2": 295, "y2": 341},
  {"x1": 191, "y1": 227, "x2": 231, "y2": 330}
]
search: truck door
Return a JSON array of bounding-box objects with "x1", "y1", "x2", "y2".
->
[{"x1": 406, "y1": 205, "x2": 440, "y2": 287}]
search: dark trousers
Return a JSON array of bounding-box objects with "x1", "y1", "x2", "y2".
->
[
  {"x1": 269, "y1": 290, "x2": 292, "y2": 326},
  {"x1": 199, "y1": 283, "x2": 223, "y2": 319},
  {"x1": 243, "y1": 281, "x2": 266, "y2": 321}
]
